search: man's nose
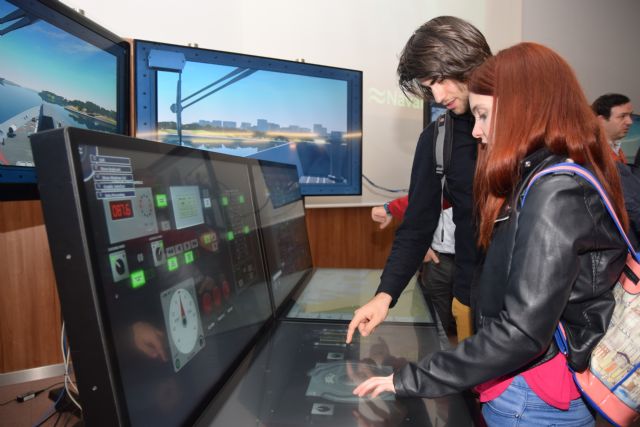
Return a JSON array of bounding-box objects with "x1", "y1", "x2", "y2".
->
[{"x1": 431, "y1": 84, "x2": 444, "y2": 103}]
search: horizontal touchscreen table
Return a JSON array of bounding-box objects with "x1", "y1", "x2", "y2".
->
[
  {"x1": 287, "y1": 268, "x2": 433, "y2": 323},
  {"x1": 197, "y1": 321, "x2": 472, "y2": 426}
]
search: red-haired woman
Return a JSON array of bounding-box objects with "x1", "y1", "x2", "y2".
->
[{"x1": 353, "y1": 42, "x2": 628, "y2": 426}]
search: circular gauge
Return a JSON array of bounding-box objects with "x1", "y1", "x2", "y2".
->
[
  {"x1": 168, "y1": 288, "x2": 200, "y2": 354},
  {"x1": 138, "y1": 192, "x2": 154, "y2": 217}
]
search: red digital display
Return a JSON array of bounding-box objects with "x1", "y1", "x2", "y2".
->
[{"x1": 109, "y1": 200, "x2": 134, "y2": 220}]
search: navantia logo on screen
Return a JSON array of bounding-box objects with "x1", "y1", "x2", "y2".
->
[{"x1": 368, "y1": 88, "x2": 423, "y2": 109}]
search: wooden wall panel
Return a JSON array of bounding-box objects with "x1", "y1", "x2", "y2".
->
[
  {"x1": 0, "y1": 201, "x2": 62, "y2": 373},
  {"x1": 304, "y1": 207, "x2": 397, "y2": 268}
]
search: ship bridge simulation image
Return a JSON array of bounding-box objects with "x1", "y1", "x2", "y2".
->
[
  {"x1": 135, "y1": 41, "x2": 363, "y2": 196},
  {"x1": 0, "y1": 0, "x2": 120, "y2": 169},
  {"x1": 157, "y1": 62, "x2": 347, "y2": 169}
]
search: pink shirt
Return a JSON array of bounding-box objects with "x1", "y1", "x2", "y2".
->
[{"x1": 476, "y1": 353, "x2": 580, "y2": 410}]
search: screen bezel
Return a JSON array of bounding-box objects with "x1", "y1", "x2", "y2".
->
[
  {"x1": 0, "y1": 0, "x2": 130, "y2": 194},
  {"x1": 423, "y1": 101, "x2": 446, "y2": 128},
  {"x1": 134, "y1": 39, "x2": 363, "y2": 196}
]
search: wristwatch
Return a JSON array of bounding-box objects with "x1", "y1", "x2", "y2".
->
[{"x1": 383, "y1": 202, "x2": 391, "y2": 215}]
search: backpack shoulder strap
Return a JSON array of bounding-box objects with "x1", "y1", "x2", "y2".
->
[
  {"x1": 433, "y1": 111, "x2": 454, "y2": 199},
  {"x1": 524, "y1": 162, "x2": 640, "y2": 363},
  {"x1": 521, "y1": 162, "x2": 639, "y2": 261},
  {"x1": 433, "y1": 111, "x2": 453, "y2": 177}
]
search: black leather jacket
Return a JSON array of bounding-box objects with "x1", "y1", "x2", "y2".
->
[{"x1": 393, "y1": 149, "x2": 628, "y2": 398}]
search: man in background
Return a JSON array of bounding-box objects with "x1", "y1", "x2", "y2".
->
[
  {"x1": 592, "y1": 93, "x2": 640, "y2": 242},
  {"x1": 592, "y1": 93, "x2": 634, "y2": 162}
]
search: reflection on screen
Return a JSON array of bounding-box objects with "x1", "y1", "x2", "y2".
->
[
  {"x1": 0, "y1": 0, "x2": 122, "y2": 172},
  {"x1": 78, "y1": 141, "x2": 271, "y2": 426},
  {"x1": 252, "y1": 161, "x2": 312, "y2": 308},
  {"x1": 205, "y1": 322, "x2": 458, "y2": 427},
  {"x1": 136, "y1": 41, "x2": 362, "y2": 195},
  {"x1": 287, "y1": 269, "x2": 433, "y2": 323}
]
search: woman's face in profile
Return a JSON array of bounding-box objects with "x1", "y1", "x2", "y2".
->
[{"x1": 469, "y1": 93, "x2": 494, "y2": 144}]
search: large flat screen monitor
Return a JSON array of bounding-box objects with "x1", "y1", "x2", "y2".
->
[
  {"x1": 423, "y1": 101, "x2": 446, "y2": 128},
  {"x1": 135, "y1": 40, "x2": 362, "y2": 196},
  {"x1": 0, "y1": 0, "x2": 129, "y2": 192},
  {"x1": 31, "y1": 127, "x2": 274, "y2": 426}
]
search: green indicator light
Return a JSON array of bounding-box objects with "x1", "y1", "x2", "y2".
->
[
  {"x1": 221, "y1": 196, "x2": 229, "y2": 206},
  {"x1": 203, "y1": 234, "x2": 212, "y2": 244},
  {"x1": 167, "y1": 256, "x2": 179, "y2": 271},
  {"x1": 227, "y1": 231, "x2": 235, "y2": 241},
  {"x1": 130, "y1": 270, "x2": 146, "y2": 288},
  {"x1": 238, "y1": 195, "x2": 245, "y2": 204},
  {"x1": 156, "y1": 194, "x2": 168, "y2": 208},
  {"x1": 243, "y1": 225, "x2": 250, "y2": 234},
  {"x1": 184, "y1": 250, "x2": 194, "y2": 264}
]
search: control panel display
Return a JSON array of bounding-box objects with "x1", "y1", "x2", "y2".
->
[
  {"x1": 74, "y1": 136, "x2": 272, "y2": 426},
  {"x1": 170, "y1": 185, "x2": 205, "y2": 230},
  {"x1": 109, "y1": 199, "x2": 134, "y2": 220},
  {"x1": 203, "y1": 322, "x2": 474, "y2": 426}
]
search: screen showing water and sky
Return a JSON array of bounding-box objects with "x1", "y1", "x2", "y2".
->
[
  {"x1": 621, "y1": 114, "x2": 640, "y2": 162},
  {"x1": 0, "y1": 0, "x2": 118, "y2": 168},
  {"x1": 136, "y1": 41, "x2": 363, "y2": 195},
  {"x1": 156, "y1": 62, "x2": 348, "y2": 155}
]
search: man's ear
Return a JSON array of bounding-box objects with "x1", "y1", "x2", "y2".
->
[{"x1": 596, "y1": 115, "x2": 607, "y2": 124}]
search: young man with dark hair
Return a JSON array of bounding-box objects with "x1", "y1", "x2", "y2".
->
[{"x1": 347, "y1": 16, "x2": 491, "y2": 344}]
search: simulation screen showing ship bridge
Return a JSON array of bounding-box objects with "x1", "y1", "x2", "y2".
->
[
  {"x1": 135, "y1": 40, "x2": 363, "y2": 196},
  {"x1": 0, "y1": 0, "x2": 128, "y2": 182}
]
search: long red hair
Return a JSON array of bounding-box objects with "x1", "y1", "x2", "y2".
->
[{"x1": 468, "y1": 42, "x2": 628, "y2": 248}]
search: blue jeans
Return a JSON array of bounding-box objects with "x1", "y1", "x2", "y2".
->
[{"x1": 482, "y1": 375, "x2": 594, "y2": 426}]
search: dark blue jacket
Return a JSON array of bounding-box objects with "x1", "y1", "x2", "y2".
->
[{"x1": 377, "y1": 111, "x2": 479, "y2": 306}]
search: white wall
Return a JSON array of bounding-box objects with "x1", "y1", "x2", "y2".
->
[
  {"x1": 522, "y1": 0, "x2": 640, "y2": 109},
  {"x1": 62, "y1": 0, "x2": 522, "y2": 207}
]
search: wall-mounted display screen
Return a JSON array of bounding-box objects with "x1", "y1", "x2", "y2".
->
[
  {"x1": 0, "y1": 0, "x2": 129, "y2": 186},
  {"x1": 423, "y1": 101, "x2": 446, "y2": 128},
  {"x1": 135, "y1": 40, "x2": 362, "y2": 196},
  {"x1": 31, "y1": 128, "x2": 273, "y2": 426},
  {"x1": 620, "y1": 113, "x2": 640, "y2": 163}
]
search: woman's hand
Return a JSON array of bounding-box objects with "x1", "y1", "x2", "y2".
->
[{"x1": 352, "y1": 374, "x2": 396, "y2": 398}]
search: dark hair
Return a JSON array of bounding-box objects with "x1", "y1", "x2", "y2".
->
[
  {"x1": 591, "y1": 93, "x2": 631, "y2": 119},
  {"x1": 468, "y1": 43, "x2": 628, "y2": 248},
  {"x1": 397, "y1": 16, "x2": 492, "y2": 100}
]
